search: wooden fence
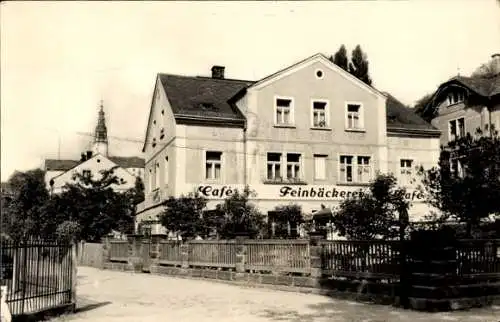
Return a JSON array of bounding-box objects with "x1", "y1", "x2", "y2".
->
[
  {"x1": 245, "y1": 239, "x2": 310, "y2": 274},
  {"x1": 103, "y1": 236, "x2": 500, "y2": 311},
  {"x1": 77, "y1": 242, "x2": 104, "y2": 269},
  {"x1": 109, "y1": 240, "x2": 128, "y2": 263}
]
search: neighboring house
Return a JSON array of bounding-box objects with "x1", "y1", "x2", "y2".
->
[
  {"x1": 43, "y1": 102, "x2": 145, "y2": 193},
  {"x1": 422, "y1": 53, "x2": 500, "y2": 148},
  {"x1": 136, "y1": 53, "x2": 441, "y2": 232}
]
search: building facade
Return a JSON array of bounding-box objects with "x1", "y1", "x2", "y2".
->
[
  {"x1": 424, "y1": 54, "x2": 500, "y2": 147},
  {"x1": 43, "y1": 102, "x2": 145, "y2": 193},
  {"x1": 136, "y1": 53, "x2": 441, "y2": 230}
]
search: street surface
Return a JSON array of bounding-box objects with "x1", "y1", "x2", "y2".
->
[{"x1": 49, "y1": 267, "x2": 499, "y2": 322}]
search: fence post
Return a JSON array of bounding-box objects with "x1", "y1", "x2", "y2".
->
[
  {"x1": 180, "y1": 242, "x2": 190, "y2": 269},
  {"x1": 150, "y1": 234, "x2": 166, "y2": 267},
  {"x1": 102, "y1": 236, "x2": 111, "y2": 263},
  {"x1": 310, "y1": 243, "x2": 322, "y2": 278},
  {"x1": 127, "y1": 235, "x2": 143, "y2": 272},
  {"x1": 235, "y1": 236, "x2": 247, "y2": 273},
  {"x1": 70, "y1": 243, "x2": 77, "y2": 311}
]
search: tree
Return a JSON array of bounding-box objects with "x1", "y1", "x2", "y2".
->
[
  {"x1": 419, "y1": 129, "x2": 500, "y2": 236},
  {"x1": 160, "y1": 193, "x2": 207, "y2": 239},
  {"x1": 330, "y1": 45, "x2": 349, "y2": 71},
  {"x1": 471, "y1": 56, "x2": 500, "y2": 78},
  {"x1": 214, "y1": 187, "x2": 266, "y2": 239},
  {"x1": 413, "y1": 93, "x2": 435, "y2": 122},
  {"x1": 348, "y1": 45, "x2": 373, "y2": 86},
  {"x1": 51, "y1": 167, "x2": 139, "y2": 241},
  {"x1": 333, "y1": 174, "x2": 409, "y2": 240},
  {"x1": 2, "y1": 169, "x2": 50, "y2": 241}
]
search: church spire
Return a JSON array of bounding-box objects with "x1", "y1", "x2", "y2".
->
[{"x1": 93, "y1": 100, "x2": 109, "y2": 156}]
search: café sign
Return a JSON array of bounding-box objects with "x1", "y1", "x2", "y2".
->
[{"x1": 196, "y1": 184, "x2": 425, "y2": 202}]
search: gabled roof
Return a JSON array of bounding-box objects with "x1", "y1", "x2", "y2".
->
[
  {"x1": 141, "y1": 74, "x2": 254, "y2": 152},
  {"x1": 145, "y1": 54, "x2": 439, "y2": 145},
  {"x1": 421, "y1": 74, "x2": 500, "y2": 119},
  {"x1": 442, "y1": 75, "x2": 500, "y2": 98},
  {"x1": 44, "y1": 156, "x2": 144, "y2": 172},
  {"x1": 159, "y1": 73, "x2": 254, "y2": 121},
  {"x1": 384, "y1": 93, "x2": 440, "y2": 136},
  {"x1": 44, "y1": 159, "x2": 79, "y2": 171},
  {"x1": 109, "y1": 156, "x2": 145, "y2": 168},
  {"x1": 246, "y1": 53, "x2": 387, "y2": 98}
]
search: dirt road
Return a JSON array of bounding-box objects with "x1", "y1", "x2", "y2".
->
[{"x1": 49, "y1": 267, "x2": 499, "y2": 322}]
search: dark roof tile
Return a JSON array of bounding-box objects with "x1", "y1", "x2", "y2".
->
[
  {"x1": 448, "y1": 75, "x2": 500, "y2": 97},
  {"x1": 384, "y1": 93, "x2": 440, "y2": 133},
  {"x1": 109, "y1": 156, "x2": 145, "y2": 168},
  {"x1": 158, "y1": 74, "x2": 254, "y2": 122},
  {"x1": 44, "y1": 159, "x2": 79, "y2": 171},
  {"x1": 44, "y1": 156, "x2": 144, "y2": 172}
]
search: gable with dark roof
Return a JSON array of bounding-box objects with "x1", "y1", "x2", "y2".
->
[
  {"x1": 422, "y1": 74, "x2": 500, "y2": 118},
  {"x1": 158, "y1": 74, "x2": 254, "y2": 124},
  {"x1": 146, "y1": 54, "x2": 439, "y2": 147},
  {"x1": 44, "y1": 159, "x2": 79, "y2": 171},
  {"x1": 109, "y1": 156, "x2": 145, "y2": 168},
  {"x1": 44, "y1": 156, "x2": 144, "y2": 172}
]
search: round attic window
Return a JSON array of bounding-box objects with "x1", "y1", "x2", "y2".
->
[
  {"x1": 97, "y1": 159, "x2": 101, "y2": 163},
  {"x1": 316, "y1": 69, "x2": 324, "y2": 79}
]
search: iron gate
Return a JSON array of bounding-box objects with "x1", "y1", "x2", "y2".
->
[{"x1": 0, "y1": 240, "x2": 75, "y2": 316}]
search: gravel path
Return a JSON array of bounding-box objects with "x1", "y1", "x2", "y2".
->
[{"x1": 48, "y1": 267, "x2": 499, "y2": 322}]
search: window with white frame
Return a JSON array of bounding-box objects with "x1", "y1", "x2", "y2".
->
[
  {"x1": 400, "y1": 159, "x2": 413, "y2": 185},
  {"x1": 346, "y1": 104, "x2": 363, "y2": 130},
  {"x1": 312, "y1": 101, "x2": 328, "y2": 128},
  {"x1": 275, "y1": 98, "x2": 293, "y2": 125},
  {"x1": 286, "y1": 153, "x2": 301, "y2": 180},
  {"x1": 449, "y1": 117, "x2": 465, "y2": 141},
  {"x1": 205, "y1": 151, "x2": 222, "y2": 180},
  {"x1": 447, "y1": 91, "x2": 465, "y2": 106},
  {"x1": 357, "y1": 156, "x2": 371, "y2": 183},
  {"x1": 314, "y1": 155, "x2": 327, "y2": 180},
  {"x1": 267, "y1": 153, "x2": 282, "y2": 180},
  {"x1": 340, "y1": 155, "x2": 372, "y2": 183},
  {"x1": 164, "y1": 156, "x2": 169, "y2": 185},
  {"x1": 339, "y1": 155, "x2": 354, "y2": 182}
]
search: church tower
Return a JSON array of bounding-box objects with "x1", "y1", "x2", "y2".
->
[{"x1": 93, "y1": 100, "x2": 109, "y2": 156}]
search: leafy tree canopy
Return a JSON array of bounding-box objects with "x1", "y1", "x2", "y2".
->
[
  {"x1": 333, "y1": 174, "x2": 409, "y2": 240},
  {"x1": 418, "y1": 129, "x2": 500, "y2": 236},
  {"x1": 160, "y1": 192, "x2": 207, "y2": 239}
]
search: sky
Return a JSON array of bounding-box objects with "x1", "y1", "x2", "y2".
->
[{"x1": 1, "y1": 0, "x2": 500, "y2": 181}]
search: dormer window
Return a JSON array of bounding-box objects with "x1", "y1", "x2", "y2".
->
[{"x1": 447, "y1": 91, "x2": 465, "y2": 106}]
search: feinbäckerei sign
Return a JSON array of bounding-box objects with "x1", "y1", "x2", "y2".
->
[{"x1": 195, "y1": 184, "x2": 425, "y2": 202}]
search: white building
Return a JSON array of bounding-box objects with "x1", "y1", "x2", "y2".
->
[
  {"x1": 43, "y1": 102, "x2": 145, "y2": 193},
  {"x1": 136, "y1": 53, "x2": 441, "y2": 231}
]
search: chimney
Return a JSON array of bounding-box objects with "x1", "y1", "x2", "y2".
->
[
  {"x1": 86, "y1": 151, "x2": 92, "y2": 160},
  {"x1": 211, "y1": 65, "x2": 225, "y2": 79},
  {"x1": 80, "y1": 153, "x2": 86, "y2": 162}
]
